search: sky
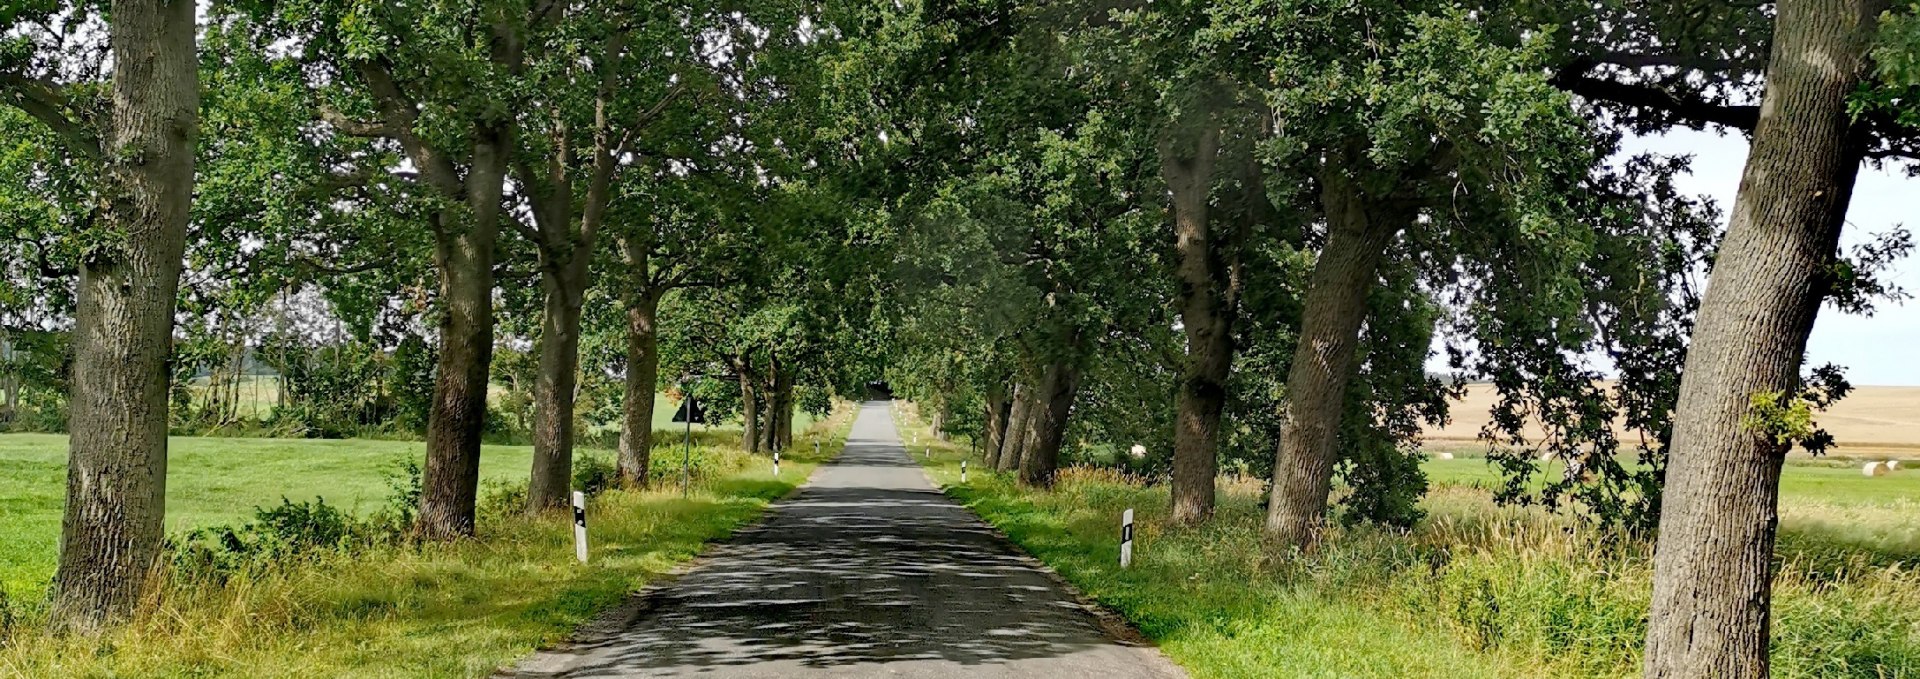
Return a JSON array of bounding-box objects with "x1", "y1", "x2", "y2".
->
[
  {"x1": 1425, "y1": 129, "x2": 1919, "y2": 386},
  {"x1": 1625, "y1": 130, "x2": 1920, "y2": 387}
]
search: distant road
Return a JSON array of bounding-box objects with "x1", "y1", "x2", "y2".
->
[{"x1": 507, "y1": 401, "x2": 1186, "y2": 679}]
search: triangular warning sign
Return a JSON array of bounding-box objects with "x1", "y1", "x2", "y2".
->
[{"x1": 672, "y1": 399, "x2": 707, "y2": 424}]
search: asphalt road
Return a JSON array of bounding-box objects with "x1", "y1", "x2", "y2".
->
[{"x1": 506, "y1": 401, "x2": 1186, "y2": 679}]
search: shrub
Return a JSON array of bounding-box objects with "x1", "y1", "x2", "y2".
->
[
  {"x1": 169, "y1": 497, "x2": 367, "y2": 580},
  {"x1": 369, "y1": 455, "x2": 423, "y2": 533},
  {"x1": 573, "y1": 454, "x2": 618, "y2": 497},
  {"x1": 477, "y1": 478, "x2": 530, "y2": 524}
]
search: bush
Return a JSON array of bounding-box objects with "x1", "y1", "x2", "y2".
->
[
  {"x1": 573, "y1": 454, "x2": 618, "y2": 497},
  {"x1": 169, "y1": 498, "x2": 370, "y2": 580},
  {"x1": 477, "y1": 478, "x2": 529, "y2": 524},
  {"x1": 369, "y1": 456, "x2": 424, "y2": 534}
]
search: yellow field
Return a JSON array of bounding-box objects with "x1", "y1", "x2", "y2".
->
[{"x1": 1426, "y1": 383, "x2": 1920, "y2": 459}]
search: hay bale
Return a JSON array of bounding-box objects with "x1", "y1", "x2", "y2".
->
[
  {"x1": 1864, "y1": 461, "x2": 1890, "y2": 477},
  {"x1": 1436, "y1": 452, "x2": 1455, "y2": 460},
  {"x1": 1889, "y1": 460, "x2": 1902, "y2": 471}
]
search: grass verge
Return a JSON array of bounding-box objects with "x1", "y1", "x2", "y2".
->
[
  {"x1": 0, "y1": 406, "x2": 853, "y2": 678},
  {"x1": 891, "y1": 406, "x2": 1920, "y2": 679}
]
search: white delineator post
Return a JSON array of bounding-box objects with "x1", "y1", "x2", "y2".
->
[
  {"x1": 572, "y1": 491, "x2": 589, "y2": 564},
  {"x1": 773, "y1": 451, "x2": 781, "y2": 477},
  {"x1": 1120, "y1": 508, "x2": 1134, "y2": 568},
  {"x1": 961, "y1": 460, "x2": 968, "y2": 483}
]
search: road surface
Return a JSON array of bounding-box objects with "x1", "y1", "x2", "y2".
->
[{"x1": 507, "y1": 401, "x2": 1185, "y2": 678}]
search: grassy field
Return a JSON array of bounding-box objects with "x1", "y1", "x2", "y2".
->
[
  {"x1": 893, "y1": 407, "x2": 1920, "y2": 678},
  {"x1": 0, "y1": 391, "x2": 800, "y2": 595},
  {"x1": 0, "y1": 405, "x2": 852, "y2": 678}
]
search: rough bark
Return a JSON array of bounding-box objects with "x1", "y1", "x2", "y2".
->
[
  {"x1": 738, "y1": 360, "x2": 761, "y2": 454},
  {"x1": 997, "y1": 382, "x2": 1033, "y2": 471},
  {"x1": 775, "y1": 371, "x2": 794, "y2": 449},
  {"x1": 416, "y1": 178, "x2": 502, "y2": 539},
  {"x1": 759, "y1": 356, "x2": 781, "y2": 452},
  {"x1": 527, "y1": 263, "x2": 586, "y2": 511},
  {"x1": 1642, "y1": 2, "x2": 1883, "y2": 676},
  {"x1": 1019, "y1": 361, "x2": 1081, "y2": 488},
  {"x1": 983, "y1": 384, "x2": 1011, "y2": 464},
  {"x1": 1264, "y1": 166, "x2": 1405, "y2": 548},
  {"x1": 50, "y1": 0, "x2": 198, "y2": 632},
  {"x1": 617, "y1": 290, "x2": 661, "y2": 487},
  {"x1": 3, "y1": 331, "x2": 19, "y2": 423},
  {"x1": 1162, "y1": 119, "x2": 1231, "y2": 524}
]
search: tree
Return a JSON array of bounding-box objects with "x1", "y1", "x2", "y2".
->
[
  {"x1": 511, "y1": 3, "x2": 696, "y2": 510},
  {"x1": 251, "y1": 0, "x2": 563, "y2": 538},
  {"x1": 1, "y1": 0, "x2": 200, "y2": 631},
  {"x1": 1243, "y1": 6, "x2": 1599, "y2": 547},
  {"x1": 1642, "y1": 2, "x2": 1892, "y2": 676}
]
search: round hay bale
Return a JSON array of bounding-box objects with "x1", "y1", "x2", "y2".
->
[
  {"x1": 1864, "y1": 461, "x2": 1890, "y2": 477},
  {"x1": 1436, "y1": 452, "x2": 1455, "y2": 460},
  {"x1": 1889, "y1": 460, "x2": 1902, "y2": 471}
]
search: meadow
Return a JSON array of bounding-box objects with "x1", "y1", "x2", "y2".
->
[
  {"x1": 0, "y1": 406, "x2": 851, "y2": 678},
  {"x1": 897, "y1": 412, "x2": 1920, "y2": 678}
]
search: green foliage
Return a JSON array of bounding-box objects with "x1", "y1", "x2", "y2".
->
[
  {"x1": 1741, "y1": 364, "x2": 1855, "y2": 455},
  {"x1": 168, "y1": 498, "x2": 369, "y2": 581},
  {"x1": 572, "y1": 454, "x2": 617, "y2": 497}
]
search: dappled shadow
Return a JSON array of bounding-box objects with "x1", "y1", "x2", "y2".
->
[{"x1": 508, "y1": 402, "x2": 1174, "y2": 678}]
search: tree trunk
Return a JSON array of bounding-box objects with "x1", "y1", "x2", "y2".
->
[
  {"x1": 50, "y1": 0, "x2": 198, "y2": 633},
  {"x1": 739, "y1": 363, "x2": 760, "y2": 453},
  {"x1": 617, "y1": 290, "x2": 660, "y2": 487},
  {"x1": 775, "y1": 371, "x2": 794, "y2": 449},
  {"x1": 527, "y1": 263, "x2": 587, "y2": 512},
  {"x1": 983, "y1": 384, "x2": 1010, "y2": 463},
  {"x1": 1642, "y1": 2, "x2": 1883, "y2": 676},
  {"x1": 1019, "y1": 361, "x2": 1081, "y2": 488},
  {"x1": 2, "y1": 329, "x2": 16, "y2": 424},
  {"x1": 415, "y1": 131, "x2": 507, "y2": 541},
  {"x1": 997, "y1": 382, "x2": 1032, "y2": 471},
  {"x1": 1163, "y1": 119, "x2": 1230, "y2": 524},
  {"x1": 1264, "y1": 165, "x2": 1404, "y2": 548}
]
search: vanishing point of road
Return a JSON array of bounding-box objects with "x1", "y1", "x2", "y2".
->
[{"x1": 508, "y1": 401, "x2": 1186, "y2": 678}]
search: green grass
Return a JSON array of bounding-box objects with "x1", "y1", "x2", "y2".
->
[
  {"x1": 1423, "y1": 454, "x2": 1920, "y2": 508},
  {"x1": 890, "y1": 407, "x2": 1920, "y2": 679},
  {"x1": 0, "y1": 407, "x2": 850, "y2": 678}
]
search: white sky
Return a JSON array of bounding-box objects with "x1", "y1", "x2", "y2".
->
[
  {"x1": 1625, "y1": 129, "x2": 1920, "y2": 387},
  {"x1": 1427, "y1": 129, "x2": 1918, "y2": 386}
]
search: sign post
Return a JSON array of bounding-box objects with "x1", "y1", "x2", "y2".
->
[
  {"x1": 1120, "y1": 508, "x2": 1134, "y2": 568},
  {"x1": 572, "y1": 491, "x2": 589, "y2": 564}
]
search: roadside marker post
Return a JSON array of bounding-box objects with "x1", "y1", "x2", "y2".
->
[
  {"x1": 773, "y1": 451, "x2": 781, "y2": 477},
  {"x1": 961, "y1": 460, "x2": 968, "y2": 483},
  {"x1": 572, "y1": 491, "x2": 589, "y2": 564},
  {"x1": 1120, "y1": 508, "x2": 1134, "y2": 568}
]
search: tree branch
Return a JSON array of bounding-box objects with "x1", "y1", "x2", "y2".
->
[
  {"x1": 1549, "y1": 66, "x2": 1759, "y2": 132},
  {"x1": 0, "y1": 72, "x2": 101, "y2": 159},
  {"x1": 316, "y1": 103, "x2": 394, "y2": 138}
]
